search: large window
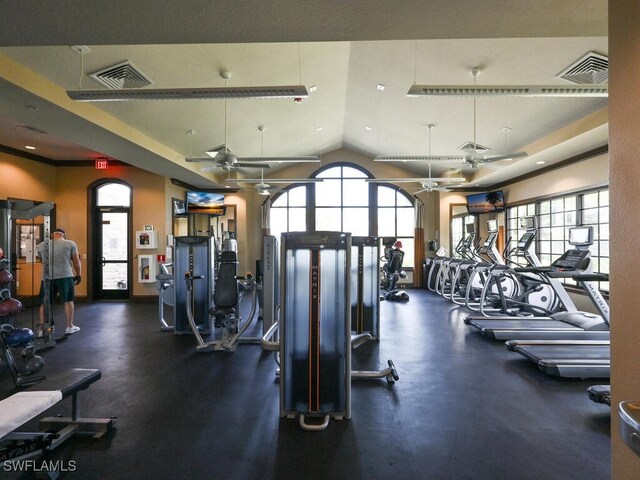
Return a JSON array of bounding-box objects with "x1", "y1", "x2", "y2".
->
[
  {"x1": 268, "y1": 162, "x2": 416, "y2": 268},
  {"x1": 506, "y1": 187, "x2": 609, "y2": 291},
  {"x1": 378, "y1": 185, "x2": 415, "y2": 268},
  {"x1": 315, "y1": 166, "x2": 369, "y2": 235}
]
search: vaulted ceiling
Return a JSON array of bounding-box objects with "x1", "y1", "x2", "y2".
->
[{"x1": 0, "y1": 1, "x2": 608, "y2": 189}]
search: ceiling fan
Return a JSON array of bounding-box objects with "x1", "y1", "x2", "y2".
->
[
  {"x1": 367, "y1": 125, "x2": 466, "y2": 191},
  {"x1": 225, "y1": 169, "x2": 323, "y2": 196},
  {"x1": 186, "y1": 125, "x2": 321, "y2": 171},
  {"x1": 376, "y1": 70, "x2": 527, "y2": 169}
]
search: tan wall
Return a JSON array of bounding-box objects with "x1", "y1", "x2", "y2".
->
[
  {"x1": 438, "y1": 153, "x2": 609, "y2": 256},
  {"x1": 0, "y1": 152, "x2": 57, "y2": 202},
  {"x1": 610, "y1": 1, "x2": 640, "y2": 477},
  {"x1": 55, "y1": 165, "x2": 167, "y2": 297}
]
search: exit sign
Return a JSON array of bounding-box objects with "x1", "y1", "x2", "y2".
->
[{"x1": 95, "y1": 158, "x2": 109, "y2": 170}]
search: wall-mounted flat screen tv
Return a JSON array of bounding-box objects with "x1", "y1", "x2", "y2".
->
[
  {"x1": 186, "y1": 191, "x2": 225, "y2": 215},
  {"x1": 466, "y1": 190, "x2": 506, "y2": 214}
]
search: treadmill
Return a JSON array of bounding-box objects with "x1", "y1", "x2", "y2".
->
[
  {"x1": 506, "y1": 270, "x2": 610, "y2": 379},
  {"x1": 465, "y1": 227, "x2": 609, "y2": 341}
]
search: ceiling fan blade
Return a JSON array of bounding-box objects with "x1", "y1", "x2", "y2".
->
[
  {"x1": 185, "y1": 157, "x2": 216, "y2": 163},
  {"x1": 238, "y1": 156, "x2": 321, "y2": 163},
  {"x1": 413, "y1": 187, "x2": 430, "y2": 194},
  {"x1": 226, "y1": 178, "x2": 322, "y2": 184},
  {"x1": 67, "y1": 85, "x2": 310, "y2": 101},
  {"x1": 481, "y1": 151, "x2": 528, "y2": 163},
  {"x1": 365, "y1": 177, "x2": 466, "y2": 184},
  {"x1": 234, "y1": 162, "x2": 272, "y2": 169},
  {"x1": 374, "y1": 155, "x2": 465, "y2": 162}
]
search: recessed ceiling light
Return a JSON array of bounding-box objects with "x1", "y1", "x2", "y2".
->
[
  {"x1": 365, "y1": 126, "x2": 372, "y2": 131},
  {"x1": 309, "y1": 85, "x2": 318, "y2": 93},
  {"x1": 377, "y1": 84, "x2": 385, "y2": 91},
  {"x1": 536, "y1": 160, "x2": 546, "y2": 165},
  {"x1": 316, "y1": 127, "x2": 323, "y2": 132},
  {"x1": 25, "y1": 145, "x2": 36, "y2": 150}
]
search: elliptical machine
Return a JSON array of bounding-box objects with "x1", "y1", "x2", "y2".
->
[{"x1": 380, "y1": 239, "x2": 409, "y2": 302}]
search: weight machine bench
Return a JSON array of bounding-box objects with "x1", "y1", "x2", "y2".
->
[{"x1": 0, "y1": 368, "x2": 115, "y2": 477}]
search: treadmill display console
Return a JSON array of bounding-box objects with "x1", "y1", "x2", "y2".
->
[
  {"x1": 551, "y1": 249, "x2": 590, "y2": 271},
  {"x1": 517, "y1": 232, "x2": 534, "y2": 250}
]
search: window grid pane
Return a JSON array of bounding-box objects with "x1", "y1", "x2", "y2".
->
[{"x1": 506, "y1": 188, "x2": 608, "y2": 292}]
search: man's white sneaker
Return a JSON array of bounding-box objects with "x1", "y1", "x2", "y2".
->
[{"x1": 65, "y1": 326, "x2": 80, "y2": 334}]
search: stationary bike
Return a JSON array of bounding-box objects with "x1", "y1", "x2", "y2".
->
[{"x1": 380, "y1": 241, "x2": 409, "y2": 302}]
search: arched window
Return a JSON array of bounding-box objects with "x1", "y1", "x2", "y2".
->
[
  {"x1": 268, "y1": 162, "x2": 416, "y2": 268},
  {"x1": 96, "y1": 182, "x2": 131, "y2": 207},
  {"x1": 314, "y1": 165, "x2": 370, "y2": 235}
]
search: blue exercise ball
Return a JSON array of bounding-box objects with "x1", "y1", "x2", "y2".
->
[{"x1": 5, "y1": 327, "x2": 34, "y2": 347}]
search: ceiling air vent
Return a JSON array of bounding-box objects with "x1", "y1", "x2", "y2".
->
[
  {"x1": 459, "y1": 141, "x2": 490, "y2": 153},
  {"x1": 204, "y1": 144, "x2": 226, "y2": 158},
  {"x1": 557, "y1": 52, "x2": 608, "y2": 85},
  {"x1": 89, "y1": 61, "x2": 153, "y2": 90}
]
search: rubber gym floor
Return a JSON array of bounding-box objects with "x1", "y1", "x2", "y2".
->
[{"x1": 1, "y1": 288, "x2": 610, "y2": 480}]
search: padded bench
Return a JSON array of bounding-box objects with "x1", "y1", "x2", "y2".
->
[{"x1": 0, "y1": 368, "x2": 114, "y2": 469}]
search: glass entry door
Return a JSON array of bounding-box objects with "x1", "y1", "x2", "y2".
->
[{"x1": 94, "y1": 208, "x2": 130, "y2": 299}]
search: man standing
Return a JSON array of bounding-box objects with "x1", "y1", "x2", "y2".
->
[{"x1": 38, "y1": 228, "x2": 82, "y2": 335}]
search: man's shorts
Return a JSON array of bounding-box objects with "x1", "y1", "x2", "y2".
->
[{"x1": 39, "y1": 278, "x2": 75, "y2": 303}]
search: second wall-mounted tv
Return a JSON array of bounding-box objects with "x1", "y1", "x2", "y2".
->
[
  {"x1": 466, "y1": 190, "x2": 506, "y2": 214},
  {"x1": 186, "y1": 191, "x2": 225, "y2": 215}
]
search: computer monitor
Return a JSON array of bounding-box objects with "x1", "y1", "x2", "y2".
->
[
  {"x1": 568, "y1": 226, "x2": 594, "y2": 246},
  {"x1": 520, "y1": 216, "x2": 536, "y2": 230}
]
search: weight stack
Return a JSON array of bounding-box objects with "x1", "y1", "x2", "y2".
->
[{"x1": 280, "y1": 231, "x2": 351, "y2": 425}]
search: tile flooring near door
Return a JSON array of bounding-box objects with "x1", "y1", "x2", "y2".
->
[{"x1": 0, "y1": 289, "x2": 610, "y2": 480}]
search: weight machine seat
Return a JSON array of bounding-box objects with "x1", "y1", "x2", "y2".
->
[
  {"x1": 387, "y1": 249, "x2": 404, "y2": 274},
  {"x1": 212, "y1": 251, "x2": 239, "y2": 311},
  {"x1": 27, "y1": 368, "x2": 101, "y2": 398}
]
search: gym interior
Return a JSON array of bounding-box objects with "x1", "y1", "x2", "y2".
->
[{"x1": 0, "y1": 2, "x2": 639, "y2": 479}]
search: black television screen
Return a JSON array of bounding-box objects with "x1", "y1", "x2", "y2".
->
[
  {"x1": 172, "y1": 198, "x2": 187, "y2": 216},
  {"x1": 466, "y1": 191, "x2": 506, "y2": 214},
  {"x1": 186, "y1": 191, "x2": 225, "y2": 215}
]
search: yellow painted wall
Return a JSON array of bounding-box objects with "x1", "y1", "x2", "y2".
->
[
  {"x1": 55, "y1": 165, "x2": 167, "y2": 297},
  {"x1": 0, "y1": 151, "x2": 57, "y2": 201}
]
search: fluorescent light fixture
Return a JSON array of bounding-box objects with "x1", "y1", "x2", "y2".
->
[
  {"x1": 374, "y1": 155, "x2": 465, "y2": 162},
  {"x1": 67, "y1": 85, "x2": 310, "y2": 101},
  {"x1": 536, "y1": 160, "x2": 547, "y2": 165},
  {"x1": 407, "y1": 84, "x2": 608, "y2": 98},
  {"x1": 365, "y1": 177, "x2": 466, "y2": 183},
  {"x1": 365, "y1": 126, "x2": 372, "y2": 131},
  {"x1": 316, "y1": 127, "x2": 323, "y2": 132},
  {"x1": 309, "y1": 85, "x2": 318, "y2": 93},
  {"x1": 25, "y1": 145, "x2": 36, "y2": 150},
  {"x1": 377, "y1": 84, "x2": 385, "y2": 91}
]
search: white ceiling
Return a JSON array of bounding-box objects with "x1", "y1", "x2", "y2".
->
[{"x1": 0, "y1": 1, "x2": 608, "y2": 189}]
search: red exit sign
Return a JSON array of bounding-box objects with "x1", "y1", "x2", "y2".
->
[{"x1": 95, "y1": 158, "x2": 109, "y2": 170}]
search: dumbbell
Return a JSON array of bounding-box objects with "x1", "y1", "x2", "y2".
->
[
  {"x1": 0, "y1": 289, "x2": 22, "y2": 317},
  {"x1": 0, "y1": 269, "x2": 13, "y2": 287},
  {"x1": 0, "y1": 258, "x2": 9, "y2": 271},
  {"x1": 4, "y1": 327, "x2": 34, "y2": 347}
]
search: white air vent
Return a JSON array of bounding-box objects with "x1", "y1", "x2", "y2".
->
[
  {"x1": 459, "y1": 142, "x2": 490, "y2": 153},
  {"x1": 89, "y1": 61, "x2": 153, "y2": 90},
  {"x1": 557, "y1": 52, "x2": 608, "y2": 85},
  {"x1": 205, "y1": 144, "x2": 226, "y2": 157}
]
